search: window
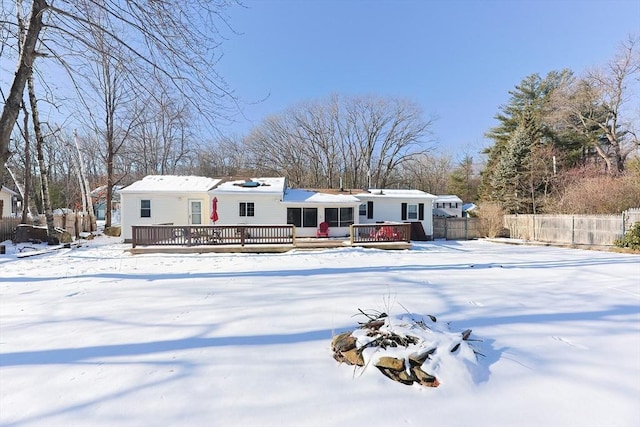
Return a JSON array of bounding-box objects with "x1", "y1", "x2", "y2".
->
[
  {"x1": 287, "y1": 207, "x2": 318, "y2": 228},
  {"x1": 140, "y1": 199, "x2": 151, "y2": 218},
  {"x1": 360, "y1": 202, "x2": 374, "y2": 219},
  {"x1": 239, "y1": 202, "x2": 255, "y2": 217},
  {"x1": 303, "y1": 208, "x2": 318, "y2": 227},
  {"x1": 325, "y1": 207, "x2": 354, "y2": 227},
  {"x1": 402, "y1": 202, "x2": 424, "y2": 221},
  {"x1": 407, "y1": 204, "x2": 418, "y2": 220}
]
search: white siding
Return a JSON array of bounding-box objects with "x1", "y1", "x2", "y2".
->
[
  {"x1": 213, "y1": 194, "x2": 285, "y2": 225},
  {"x1": 120, "y1": 192, "x2": 210, "y2": 240},
  {"x1": 0, "y1": 191, "x2": 13, "y2": 217},
  {"x1": 358, "y1": 196, "x2": 435, "y2": 236}
]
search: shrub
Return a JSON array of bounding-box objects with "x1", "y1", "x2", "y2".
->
[
  {"x1": 475, "y1": 202, "x2": 506, "y2": 238},
  {"x1": 614, "y1": 222, "x2": 640, "y2": 250}
]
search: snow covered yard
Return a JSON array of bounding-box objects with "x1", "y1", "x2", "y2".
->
[{"x1": 1, "y1": 238, "x2": 639, "y2": 427}]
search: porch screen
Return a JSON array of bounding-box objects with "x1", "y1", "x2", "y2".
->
[
  {"x1": 325, "y1": 207, "x2": 354, "y2": 227},
  {"x1": 287, "y1": 208, "x2": 318, "y2": 228}
]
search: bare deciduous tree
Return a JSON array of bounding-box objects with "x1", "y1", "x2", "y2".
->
[
  {"x1": 1, "y1": 0, "x2": 239, "y2": 180},
  {"x1": 550, "y1": 36, "x2": 640, "y2": 174}
]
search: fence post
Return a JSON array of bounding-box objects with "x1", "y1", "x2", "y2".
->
[
  {"x1": 465, "y1": 216, "x2": 468, "y2": 240},
  {"x1": 571, "y1": 216, "x2": 575, "y2": 245}
]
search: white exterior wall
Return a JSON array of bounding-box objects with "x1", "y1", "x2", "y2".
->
[
  {"x1": 0, "y1": 189, "x2": 15, "y2": 217},
  {"x1": 120, "y1": 191, "x2": 211, "y2": 240},
  {"x1": 357, "y1": 196, "x2": 435, "y2": 236},
  {"x1": 213, "y1": 194, "x2": 284, "y2": 226}
]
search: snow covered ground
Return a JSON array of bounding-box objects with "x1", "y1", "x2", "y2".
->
[{"x1": 1, "y1": 237, "x2": 639, "y2": 427}]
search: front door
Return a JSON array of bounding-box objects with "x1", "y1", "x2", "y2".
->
[{"x1": 189, "y1": 200, "x2": 202, "y2": 225}]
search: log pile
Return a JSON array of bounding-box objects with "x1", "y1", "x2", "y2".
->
[{"x1": 332, "y1": 310, "x2": 480, "y2": 388}]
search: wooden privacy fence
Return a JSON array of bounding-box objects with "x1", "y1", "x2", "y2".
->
[
  {"x1": 433, "y1": 217, "x2": 482, "y2": 240},
  {"x1": 504, "y1": 209, "x2": 640, "y2": 246},
  {"x1": 131, "y1": 225, "x2": 296, "y2": 248},
  {"x1": 0, "y1": 217, "x2": 21, "y2": 242},
  {"x1": 0, "y1": 212, "x2": 94, "y2": 242},
  {"x1": 350, "y1": 223, "x2": 411, "y2": 244}
]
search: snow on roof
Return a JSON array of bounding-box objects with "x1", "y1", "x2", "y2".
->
[
  {"x1": 436, "y1": 194, "x2": 463, "y2": 203},
  {"x1": 283, "y1": 189, "x2": 360, "y2": 204},
  {"x1": 120, "y1": 175, "x2": 221, "y2": 193},
  {"x1": 212, "y1": 177, "x2": 286, "y2": 194},
  {"x1": 354, "y1": 188, "x2": 436, "y2": 199},
  {"x1": 1, "y1": 185, "x2": 18, "y2": 196}
]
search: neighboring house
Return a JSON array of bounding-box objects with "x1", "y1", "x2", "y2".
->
[
  {"x1": 209, "y1": 178, "x2": 361, "y2": 238},
  {"x1": 0, "y1": 186, "x2": 19, "y2": 217},
  {"x1": 462, "y1": 203, "x2": 477, "y2": 217},
  {"x1": 120, "y1": 175, "x2": 221, "y2": 241},
  {"x1": 355, "y1": 189, "x2": 437, "y2": 240},
  {"x1": 90, "y1": 185, "x2": 123, "y2": 222},
  {"x1": 434, "y1": 195, "x2": 463, "y2": 218}
]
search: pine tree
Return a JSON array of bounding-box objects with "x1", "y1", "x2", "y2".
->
[{"x1": 489, "y1": 126, "x2": 532, "y2": 213}]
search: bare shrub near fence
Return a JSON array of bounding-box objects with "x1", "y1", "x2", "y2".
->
[
  {"x1": 475, "y1": 202, "x2": 506, "y2": 238},
  {"x1": 550, "y1": 172, "x2": 640, "y2": 214}
]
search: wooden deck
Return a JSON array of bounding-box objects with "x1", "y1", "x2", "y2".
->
[
  {"x1": 127, "y1": 223, "x2": 412, "y2": 254},
  {"x1": 127, "y1": 238, "x2": 411, "y2": 255}
]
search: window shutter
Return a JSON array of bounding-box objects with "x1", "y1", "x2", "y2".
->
[
  {"x1": 419, "y1": 203, "x2": 424, "y2": 221},
  {"x1": 401, "y1": 203, "x2": 407, "y2": 221},
  {"x1": 367, "y1": 201, "x2": 374, "y2": 219}
]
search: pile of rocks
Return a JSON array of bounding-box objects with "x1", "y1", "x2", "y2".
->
[{"x1": 331, "y1": 310, "x2": 478, "y2": 388}]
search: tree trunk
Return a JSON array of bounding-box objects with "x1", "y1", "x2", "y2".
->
[
  {"x1": 21, "y1": 103, "x2": 32, "y2": 223},
  {"x1": 74, "y1": 130, "x2": 97, "y2": 231},
  {"x1": 27, "y1": 70, "x2": 55, "y2": 243},
  {"x1": 0, "y1": 0, "x2": 47, "y2": 170}
]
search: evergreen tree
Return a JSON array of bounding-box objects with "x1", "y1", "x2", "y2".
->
[
  {"x1": 448, "y1": 155, "x2": 480, "y2": 203},
  {"x1": 480, "y1": 69, "x2": 581, "y2": 208},
  {"x1": 489, "y1": 126, "x2": 532, "y2": 213}
]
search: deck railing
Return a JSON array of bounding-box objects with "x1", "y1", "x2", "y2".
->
[
  {"x1": 131, "y1": 225, "x2": 295, "y2": 248},
  {"x1": 350, "y1": 223, "x2": 411, "y2": 244}
]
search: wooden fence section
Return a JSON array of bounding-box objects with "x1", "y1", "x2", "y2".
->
[
  {"x1": 433, "y1": 217, "x2": 482, "y2": 240},
  {"x1": 0, "y1": 212, "x2": 94, "y2": 242},
  {"x1": 131, "y1": 225, "x2": 296, "y2": 248},
  {"x1": 0, "y1": 217, "x2": 21, "y2": 242},
  {"x1": 350, "y1": 223, "x2": 411, "y2": 244},
  {"x1": 504, "y1": 209, "x2": 640, "y2": 246}
]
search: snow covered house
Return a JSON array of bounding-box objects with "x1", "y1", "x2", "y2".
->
[
  {"x1": 119, "y1": 175, "x2": 361, "y2": 241},
  {"x1": 355, "y1": 189, "x2": 437, "y2": 240},
  {"x1": 120, "y1": 175, "x2": 222, "y2": 241},
  {"x1": 0, "y1": 186, "x2": 19, "y2": 217},
  {"x1": 209, "y1": 178, "x2": 361, "y2": 238},
  {"x1": 434, "y1": 195, "x2": 463, "y2": 218}
]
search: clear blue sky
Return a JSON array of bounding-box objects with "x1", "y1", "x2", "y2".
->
[{"x1": 216, "y1": 0, "x2": 640, "y2": 160}]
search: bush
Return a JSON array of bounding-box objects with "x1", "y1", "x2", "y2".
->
[
  {"x1": 475, "y1": 202, "x2": 507, "y2": 238},
  {"x1": 614, "y1": 222, "x2": 640, "y2": 250}
]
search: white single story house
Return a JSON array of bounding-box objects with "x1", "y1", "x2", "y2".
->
[
  {"x1": 120, "y1": 175, "x2": 221, "y2": 241},
  {"x1": 434, "y1": 195, "x2": 463, "y2": 218},
  {"x1": 0, "y1": 186, "x2": 19, "y2": 217},
  {"x1": 119, "y1": 175, "x2": 439, "y2": 241},
  {"x1": 208, "y1": 177, "x2": 361, "y2": 238},
  {"x1": 355, "y1": 189, "x2": 437, "y2": 240}
]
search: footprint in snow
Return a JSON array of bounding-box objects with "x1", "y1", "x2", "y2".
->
[{"x1": 468, "y1": 300, "x2": 485, "y2": 307}]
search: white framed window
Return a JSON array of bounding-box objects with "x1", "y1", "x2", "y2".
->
[
  {"x1": 239, "y1": 202, "x2": 255, "y2": 217},
  {"x1": 407, "y1": 204, "x2": 418, "y2": 220},
  {"x1": 140, "y1": 199, "x2": 151, "y2": 218}
]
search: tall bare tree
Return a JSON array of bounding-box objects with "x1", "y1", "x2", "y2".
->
[
  {"x1": 1, "y1": 0, "x2": 240, "y2": 179},
  {"x1": 550, "y1": 36, "x2": 640, "y2": 174},
  {"x1": 245, "y1": 95, "x2": 435, "y2": 189}
]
